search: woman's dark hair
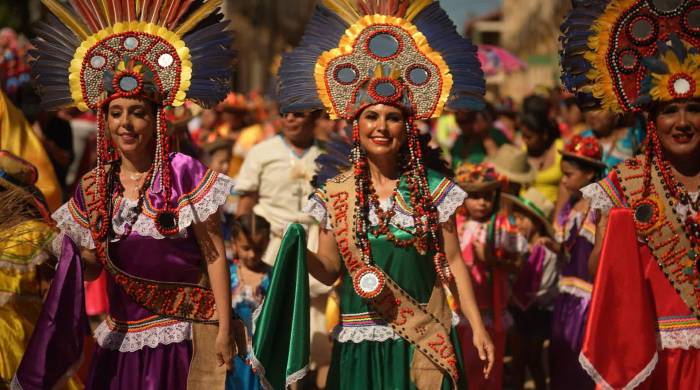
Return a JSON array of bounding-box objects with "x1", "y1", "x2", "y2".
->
[
  {"x1": 520, "y1": 112, "x2": 560, "y2": 146},
  {"x1": 231, "y1": 213, "x2": 271, "y2": 241},
  {"x1": 522, "y1": 95, "x2": 551, "y2": 120},
  {"x1": 399, "y1": 132, "x2": 453, "y2": 178},
  {"x1": 562, "y1": 155, "x2": 604, "y2": 181}
]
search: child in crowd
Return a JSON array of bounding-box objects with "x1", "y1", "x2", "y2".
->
[
  {"x1": 455, "y1": 163, "x2": 509, "y2": 389},
  {"x1": 548, "y1": 136, "x2": 605, "y2": 390},
  {"x1": 505, "y1": 188, "x2": 558, "y2": 390},
  {"x1": 226, "y1": 213, "x2": 272, "y2": 390},
  {"x1": 201, "y1": 138, "x2": 234, "y2": 175}
]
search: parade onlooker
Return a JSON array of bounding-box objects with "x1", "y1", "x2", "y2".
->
[
  {"x1": 581, "y1": 109, "x2": 643, "y2": 170},
  {"x1": 548, "y1": 136, "x2": 605, "y2": 390},
  {"x1": 226, "y1": 214, "x2": 271, "y2": 390},
  {"x1": 506, "y1": 188, "x2": 558, "y2": 390},
  {"x1": 450, "y1": 103, "x2": 509, "y2": 168},
  {"x1": 455, "y1": 163, "x2": 511, "y2": 390},
  {"x1": 560, "y1": 96, "x2": 587, "y2": 136},
  {"x1": 201, "y1": 138, "x2": 234, "y2": 175},
  {"x1": 520, "y1": 110, "x2": 563, "y2": 204}
]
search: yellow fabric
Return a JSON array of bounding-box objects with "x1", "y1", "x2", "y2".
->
[
  {"x1": 527, "y1": 138, "x2": 564, "y2": 204},
  {"x1": 0, "y1": 91, "x2": 62, "y2": 211},
  {"x1": 0, "y1": 220, "x2": 81, "y2": 389}
]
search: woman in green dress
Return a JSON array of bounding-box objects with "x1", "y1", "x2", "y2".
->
[{"x1": 251, "y1": 1, "x2": 493, "y2": 389}]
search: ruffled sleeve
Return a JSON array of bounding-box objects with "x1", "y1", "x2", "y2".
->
[
  {"x1": 52, "y1": 184, "x2": 95, "y2": 250},
  {"x1": 433, "y1": 179, "x2": 467, "y2": 223},
  {"x1": 580, "y1": 169, "x2": 628, "y2": 214}
]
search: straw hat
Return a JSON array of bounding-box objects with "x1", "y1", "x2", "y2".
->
[
  {"x1": 502, "y1": 187, "x2": 555, "y2": 238},
  {"x1": 454, "y1": 162, "x2": 503, "y2": 192},
  {"x1": 486, "y1": 144, "x2": 536, "y2": 185},
  {"x1": 0, "y1": 150, "x2": 49, "y2": 219},
  {"x1": 559, "y1": 135, "x2": 607, "y2": 169}
]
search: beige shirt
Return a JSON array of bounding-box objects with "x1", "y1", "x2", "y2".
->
[{"x1": 234, "y1": 134, "x2": 321, "y2": 232}]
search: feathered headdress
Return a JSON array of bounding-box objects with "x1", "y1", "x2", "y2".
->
[
  {"x1": 560, "y1": 0, "x2": 700, "y2": 112},
  {"x1": 31, "y1": 0, "x2": 235, "y2": 239},
  {"x1": 32, "y1": 0, "x2": 234, "y2": 111},
  {"x1": 277, "y1": 0, "x2": 485, "y2": 119}
]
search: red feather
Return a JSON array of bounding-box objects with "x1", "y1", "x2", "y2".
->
[
  {"x1": 149, "y1": 0, "x2": 164, "y2": 24},
  {"x1": 69, "y1": 0, "x2": 100, "y2": 32},
  {"x1": 169, "y1": 0, "x2": 194, "y2": 29}
]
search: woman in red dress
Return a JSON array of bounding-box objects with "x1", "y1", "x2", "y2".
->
[{"x1": 561, "y1": 0, "x2": 700, "y2": 388}]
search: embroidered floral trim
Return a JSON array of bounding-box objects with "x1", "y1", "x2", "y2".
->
[
  {"x1": 304, "y1": 181, "x2": 466, "y2": 230},
  {"x1": 579, "y1": 351, "x2": 657, "y2": 390},
  {"x1": 54, "y1": 173, "x2": 234, "y2": 244},
  {"x1": 658, "y1": 328, "x2": 700, "y2": 350},
  {"x1": 333, "y1": 324, "x2": 402, "y2": 343},
  {"x1": 93, "y1": 318, "x2": 192, "y2": 352}
]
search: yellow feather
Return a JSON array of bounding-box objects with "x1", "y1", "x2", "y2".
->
[
  {"x1": 404, "y1": 0, "x2": 433, "y2": 21},
  {"x1": 321, "y1": 0, "x2": 361, "y2": 25},
  {"x1": 173, "y1": 0, "x2": 223, "y2": 37},
  {"x1": 41, "y1": 0, "x2": 90, "y2": 39}
]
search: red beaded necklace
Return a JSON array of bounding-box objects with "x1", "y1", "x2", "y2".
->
[{"x1": 645, "y1": 122, "x2": 700, "y2": 246}]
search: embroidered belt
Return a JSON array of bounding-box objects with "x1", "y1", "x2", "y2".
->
[{"x1": 105, "y1": 314, "x2": 181, "y2": 333}]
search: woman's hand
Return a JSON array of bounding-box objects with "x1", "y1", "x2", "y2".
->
[
  {"x1": 215, "y1": 330, "x2": 234, "y2": 370},
  {"x1": 472, "y1": 327, "x2": 495, "y2": 378}
]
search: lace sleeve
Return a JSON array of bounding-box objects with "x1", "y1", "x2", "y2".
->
[
  {"x1": 581, "y1": 183, "x2": 615, "y2": 213},
  {"x1": 178, "y1": 171, "x2": 236, "y2": 229},
  {"x1": 52, "y1": 199, "x2": 95, "y2": 249},
  {"x1": 303, "y1": 189, "x2": 331, "y2": 230},
  {"x1": 435, "y1": 181, "x2": 467, "y2": 223}
]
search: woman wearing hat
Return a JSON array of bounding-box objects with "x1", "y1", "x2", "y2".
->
[
  {"x1": 547, "y1": 135, "x2": 606, "y2": 390},
  {"x1": 15, "y1": 1, "x2": 245, "y2": 389},
  {"x1": 0, "y1": 151, "x2": 80, "y2": 389},
  {"x1": 561, "y1": 0, "x2": 700, "y2": 387},
  {"x1": 250, "y1": 1, "x2": 494, "y2": 388},
  {"x1": 454, "y1": 162, "x2": 510, "y2": 390},
  {"x1": 504, "y1": 188, "x2": 558, "y2": 390}
]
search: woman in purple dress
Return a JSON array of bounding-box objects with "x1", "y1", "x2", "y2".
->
[
  {"x1": 14, "y1": 1, "x2": 243, "y2": 389},
  {"x1": 548, "y1": 136, "x2": 606, "y2": 390}
]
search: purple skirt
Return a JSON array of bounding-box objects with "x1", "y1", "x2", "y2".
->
[
  {"x1": 549, "y1": 293, "x2": 594, "y2": 390},
  {"x1": 87, "y1": 340, "x2": 192, "y2": 390}
]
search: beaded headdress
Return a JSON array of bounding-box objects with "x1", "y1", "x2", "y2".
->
[
  {"x1": 276, "y1": 0, "x2": 485, "y2": 119},
  {"x1": 31, "y1": 0, "x2": 235, "y2": 239},
  {"x1": 560, "y1": 135, "x2": 607, "y2": 169},
  {"x1": 560, "y1": 0, "x2": 700, "y2": 112}
]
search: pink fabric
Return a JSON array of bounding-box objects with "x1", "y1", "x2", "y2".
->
[{"x1": 85, "y1": 271, "x2": 108, "y2": 316}]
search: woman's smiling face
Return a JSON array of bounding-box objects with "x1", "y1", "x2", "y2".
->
[
  {"x1": 357, "y1": 104, "x2": 406, "y2": 160},
  {"x1": 107, "y1": 97, "x2": 156, "y2": 156}
]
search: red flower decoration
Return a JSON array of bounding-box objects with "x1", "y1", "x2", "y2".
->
[{"x1": 565, "y1": 135, "x2": 603, "y2": 161}]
